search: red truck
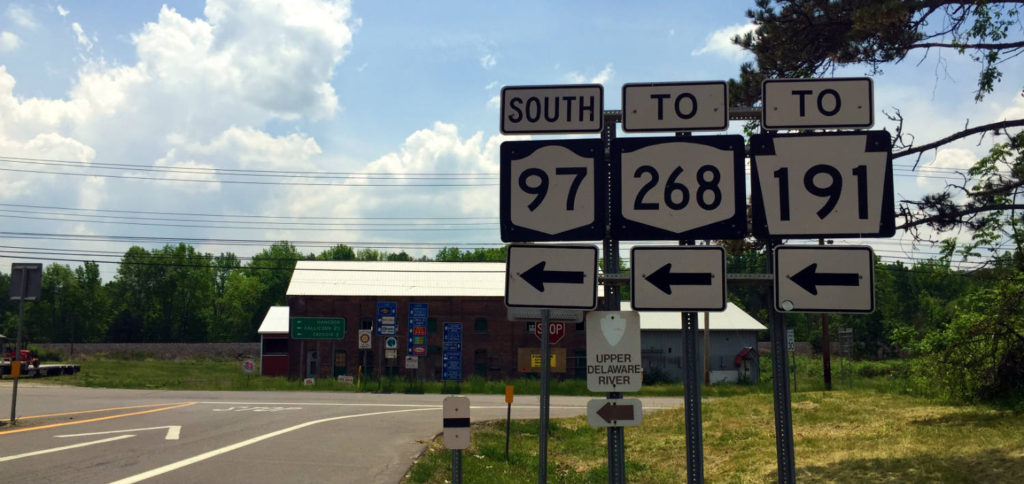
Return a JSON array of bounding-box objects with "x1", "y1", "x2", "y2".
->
[{"x1": 1, "y1": 334, "x2": 79, "y2": 377}]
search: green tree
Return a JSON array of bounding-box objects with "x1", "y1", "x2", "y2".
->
[
  {"x1": 315, "y1": 244, "x2": 357, "y2": 261},
  {"x1": 74, "y1": 261, "x2": 110, "y2": 343}
]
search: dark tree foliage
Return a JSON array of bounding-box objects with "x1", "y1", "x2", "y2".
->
[{"x1": 734, "y1": 0, "x2": 1024, "y2": 400}]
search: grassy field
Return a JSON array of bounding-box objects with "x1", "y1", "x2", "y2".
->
[{"x1": 404, "y1": 389, "x2": 1024, "y2": 483}]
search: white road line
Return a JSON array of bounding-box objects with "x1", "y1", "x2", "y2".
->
[
  {"x1": 107, "y1": 407, "x2": 438, "y2": 484},
  {"x1": 0, "y1": 435, "x2": 135, "y2": 463},
  {"x1": 197, "y1": 401, "x2": 591, "y2": 410},
  {"x1": 198, "y1": 401, "x2": 442, "y2": 407},
  {"x1": 56, "y1": 426, "x2": 181, "y2": 440}
]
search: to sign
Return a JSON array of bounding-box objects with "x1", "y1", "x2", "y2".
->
[
  {"x1": 500, "y1": 84, "x2": 603, "y2": 134},
  {"x1": 505, "y1": 244, "x2": 598, "y2": 310},
  {"x1": 630, "y1": 246, "x2": 726, "y2": 311},
  {"x1": 586, "y1": 311, "x2": 642, "y2": 392},
  {"x1": 762, "y1": 78, "x2": 873, "y2": 129},
  {"x1": 500, "y1": 139, "x2": 605, "y2": 242},
  {"x1": 750, "y1": 131, "x2": 894, "y2": 238},
  {"x1": 443, "y1": 396, "x2": 470, "y2": 449},
  {"x1": 533, "y1": 321, "x2": 566, "y2": 344},
  {"x1": 622, "y1": 81, "x2": 727, "y2": 132},
  {"x1": 774, "y1": 245, "x2": 875, "y2": 313},
  {"x1": 611, "y1": 136, "x2": 746, "y2": 240},
  {"x1": 587, "y1": 398, "x2": 643, "y2": 428}
]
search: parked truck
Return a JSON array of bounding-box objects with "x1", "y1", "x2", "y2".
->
[{"x1": 1, "y1": 334, "x2": 80, "y2": 377}]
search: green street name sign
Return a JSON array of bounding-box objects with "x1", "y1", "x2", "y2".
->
[{"x1": 291, "y1": 317, "x2": 346, "y2": 339}]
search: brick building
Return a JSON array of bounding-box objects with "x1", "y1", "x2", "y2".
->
[
  {"x1": 281, "y1": 260, "x2": 588, "y2": 381},
  {"x1": 267, "y1": 260, "x2": 766, "y2": 383}
]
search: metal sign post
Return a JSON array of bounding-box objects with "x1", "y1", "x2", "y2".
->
[
  {"x1": 682, "y1": 311, "x2": 705, "y2": 484},
  {"x1": 539, "y1": 309, "x2": 550, "y2": 484},
  {"x1": 8, "y1": 263, "x2": 42, "y2": 425},
  {"x1": 767, "y1": 241, "x2": 796, "y2": 484}
]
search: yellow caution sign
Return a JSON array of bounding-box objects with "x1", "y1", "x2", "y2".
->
[
  {"x1": 11, "y1": 360, "x2": 21, "y2": 378},
  {"x1": 505, "y1": 385, "x2": 514, "y2": 404}
]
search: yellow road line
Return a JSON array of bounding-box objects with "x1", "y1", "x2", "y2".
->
[
  {"x1": 0, "y1": 402, "x2": 197, "y2": 435},
  {"x1": 14, "y1": 402, "x2": 177, "y2": 420}
]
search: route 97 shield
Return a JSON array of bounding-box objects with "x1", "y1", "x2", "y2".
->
[
  {"x1": 500, "y1": 139, "x2": 605, "y2": 242},
  {"x1": 611, "y1": 135, "x2": 746, "y2": 240}
]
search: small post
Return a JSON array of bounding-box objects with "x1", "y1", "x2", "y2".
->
[
  {"x1": 505, "y1": 385, "x2": 514, "y2": 461},
  {"x1": 539, "y1": 310, "x2": 551, "y2": 484},
  {"x1": 452, "y1": 449, "x2": 462, "y2": 484}
]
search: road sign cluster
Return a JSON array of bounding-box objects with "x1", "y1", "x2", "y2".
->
[
  {"x1": 501, "y1": 78, "x2": 893, "y2": 318},
  {"x1": 500, "y1": 77, "x2": 894, "y2": 446}
]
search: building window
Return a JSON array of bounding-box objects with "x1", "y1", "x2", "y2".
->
[
  {"x1": 474, "y1": 317, "x2": 488, "y2": 334},
  {"x1": 360, "y1": 317, "x2": 373, "y2": 330},
  {"x1": 474, "y1": 349, "x2": 488, "y2": 375},
  {"x1": 262, "y1": 338, "x2": 288, "y2": 355},
  {"x1": 575, "y1": 321, "x2": 585, "y2": 333}
]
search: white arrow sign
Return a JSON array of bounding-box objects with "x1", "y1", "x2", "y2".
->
[
  {"x1": 505, "y1": 244, "x2": 598, "y2": 310},
  {"x1": 631, "y1": 246, "x2": 726, "y2": 311},
  {"x1": 774, "y1": 245, "x2": 875, "y2": 313},
  {"x1": 56, "y1": 425, "x2": 182, "y2": 440}
]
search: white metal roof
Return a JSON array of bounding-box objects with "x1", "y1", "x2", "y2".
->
[
  {"x1": 286, "y1": 261, "x2": 508, "y2": 297},
  {"x1": 257, "y1": 306, "x2": 290, "y2": 334},
  {"x1": 624, "y1": 302, "x2": 767, "y2": 332}
]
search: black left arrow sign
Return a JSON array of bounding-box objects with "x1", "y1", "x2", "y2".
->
[
  {"x1": 596, "y1": 401, "x2": 635, "y2": 424},
  {"x1": 520, "y1": 261, "x2": 585, "y2": 292},
  {"x1": 644, "y1": 263, "x2": 713, "y2": 295},
  {"x1": 788, "y1": 263, "x2": 859, "y2": 295}
]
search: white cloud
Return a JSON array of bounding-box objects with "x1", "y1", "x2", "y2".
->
[
  {"x1": 997, "y1": 93, "x2": 1024, "y2": 126},
  {"x1": 57, "y1": 5, "x2": 69, "y2": 17},
  {"x1": 564, "y1": 63, "x2": 615, "y2": 85},
  {"x1": 691, "y1": 23, "x2": 756, "y2": 61},
  {"x1": 668, "y1": 28, "x2": 675, "y2": 37},
  {"x1": 176, "y1": 126, "x2": 322, "y2": 170},
  {"x1": 7, "y1": 5, "x2": 37, "y2": 29},
  {"x1": 486, "y1": 94, "x2": 500, "y2": 110},
  {"x1": 916, "y1": 148, "x2": 976, "y2": 189},
  {"x1": 0, "y1": 0, "x2": 359, "y2": 256},
  {"x1": 283, "y1": 122, "x2": 504, "y2": 242},
  {"x1": 484, "y1": 81, "x2": 497, "y2": 90},
  {"x1": 72, "y1": 22, "x2": 93, "y2": 51},
  {"x1": 480, "y1": 53, "x2": 497, "y2": 69},
  {"x1": 0, "y1": 31, "x2": 20, "y2": 52}
]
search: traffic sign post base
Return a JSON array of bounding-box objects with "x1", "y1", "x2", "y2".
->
[{"x1": 683, "y1": 312, "x2": 705, "y2": 484}]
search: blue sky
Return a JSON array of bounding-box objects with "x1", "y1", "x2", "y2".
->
[{"x1": 1, "y1": 0, "x2": 1022, "y2": 280}]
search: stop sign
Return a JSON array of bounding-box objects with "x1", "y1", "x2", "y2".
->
[{"x1": 534, "y1": 321, "x2": 566, "y2": 344}]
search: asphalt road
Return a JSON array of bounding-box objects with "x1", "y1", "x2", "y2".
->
[{"x1": 0, "y1": 382, "x2": 684, "y2": 483}]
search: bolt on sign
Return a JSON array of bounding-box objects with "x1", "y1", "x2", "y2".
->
[{"x1": 586, "y1": 311, "x2": 642, "y2": 392}]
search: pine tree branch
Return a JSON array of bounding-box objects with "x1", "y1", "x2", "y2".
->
[
  {"x1": 898, "y1": 204, "x2": 1024, "y2": 231},
  {"x1": 893, "y1": 118, "x2": 1024, "y2": 169}
]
